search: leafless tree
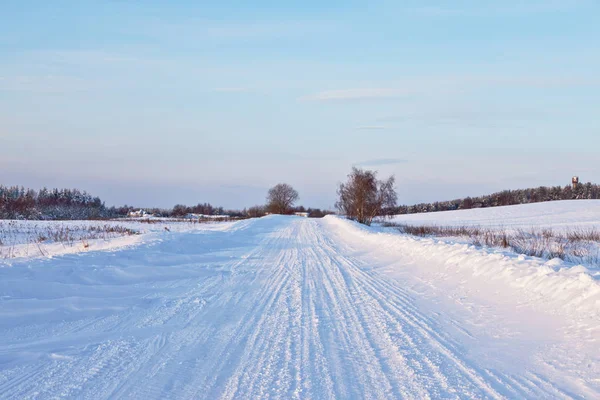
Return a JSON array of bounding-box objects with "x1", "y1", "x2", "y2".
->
[
  {"x1": 336, "y1": 167, "x2": 397, "y2": 225},
  {"x1": 266, "y1": 183, "x2": 299, "y2": 214}
]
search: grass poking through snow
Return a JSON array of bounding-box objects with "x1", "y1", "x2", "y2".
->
[
  {"x1": 383, "y1": 222, "x2": 600, "y2": 268},
  {"x1": 0, "y1": 221, "x2": 139, "y2": 259}
]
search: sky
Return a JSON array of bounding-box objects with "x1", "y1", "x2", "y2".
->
[{"x1": 1, "y1": 0, "x2": 599, "y2": 209}]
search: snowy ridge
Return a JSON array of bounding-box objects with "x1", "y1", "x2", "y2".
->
[{"x1": 325, "y1": 215, "x2": 600, "y2": 318}]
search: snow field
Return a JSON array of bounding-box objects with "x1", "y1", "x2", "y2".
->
[
  {"x1": 0, "y1": 219, "x2": 241, "y2": 261},
  {"x1": 390, "y1": 200, "x2": 600, "y2": 231},
  {"x1": 389, "y1": 200, "x2": 600, "y2": 270},
  {"x1": 0, "y1": 213, "x2": 598, "y2": 398}
]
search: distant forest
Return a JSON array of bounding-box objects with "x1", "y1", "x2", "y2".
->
[
  {"x1": 0, "y1": 186, "x2": 108, "y2": 220},
  {"x1": 1, "y1": 182, "x2": 599, "y2": 220},
  {"x1": 392, "y1": 182, "x2": 600, "y2": 215},
  {"x1": 0, "y1": 185, "x2": 249, "y2": 220},
  {"x1": 0, "y1": 185, "x2": 330, "y2": 220}
]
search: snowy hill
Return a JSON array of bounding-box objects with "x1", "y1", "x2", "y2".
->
[{"x1": 391, "y1": 200, "x2": 600, "y2": 231}]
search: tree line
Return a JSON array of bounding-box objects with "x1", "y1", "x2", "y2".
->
[
  {"x1": 0, "y1": 185, "x2": 240, "y2": 220},
  {"x1": 249, "y1": 183, "x2": 333, "y2": 218},
  {"x1": 0, "y1": 186, "x2": 107, "y2": 220},
  {"x1": 391, "y1": 182, "x2": 600, "y2": 215},
  {"x1": 2, "y1": 176, "x2": 599, "y2": 224},
  {"x1": 0, "y1": 184, "x2": 333, "y2": 220},
  {"x1": 260, "y1": 170, "x2": 396, "y2": 225},
  {"x1": 263, "y1": 173, "x2": 600, "y2": 225}
]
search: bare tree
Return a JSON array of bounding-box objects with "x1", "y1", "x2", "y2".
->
[
  {"x1": 336, "y1": 167, "x2": 397, "y2": 225},
  {"x1": 266, "y1": 183, "x2": 299, "y2": 214}
]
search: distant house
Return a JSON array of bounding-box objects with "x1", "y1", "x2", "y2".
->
[
  {"x1": 294, "y1": 212, "x2": 309, "y2": 218},
  {"x1": 128, "y1": 209, "x2": 151, "y2": 218}
]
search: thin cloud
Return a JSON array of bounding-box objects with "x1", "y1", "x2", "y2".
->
[
  {"x1": 301, "y1": 88, "x2": 409, "y2": 102},
  {"x1": 213, "y1": 87, "x2": 249, "y2": 93},
  {"x1": 129, "y1": 17, "x2": 341, "y2": 43},
  {"x1": 0, "y1": 74, "x2": 95, "y2": 93},
  {"x1": 376, "y1": 106, "x2": 566, "y2": 129},
  {"x1": 355, "y1": 158, "x2": 408, "y2": 167},
  {"x1": 301, "y1": 75, "x2": 598, "y2": 103},
  {"x1": 410, "y1": 1, "x2": 590, "y2": 17},
  {"x1": 356, "y1": 126, "x2": 386, "y2": 130}
]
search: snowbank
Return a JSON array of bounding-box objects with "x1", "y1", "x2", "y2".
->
[
  {"x1": 0, "y1": 218, "x2": 248, "y2": 264},
  {"x1": 324, "y1": 215, "x2": 600, "y2": 319}
]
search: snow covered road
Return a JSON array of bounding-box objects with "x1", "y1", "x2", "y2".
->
[{"x1": 1, "y1": 216, "x2": 598, "y2": 399}]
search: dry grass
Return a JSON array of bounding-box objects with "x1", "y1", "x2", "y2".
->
[
  {"x1": 0, "y1": 222, "x2": 139, "y2": 259},
  {"x1": 123, "y1": 217, "x2": 243, "y2": 224},
  {"x1": 384, "y1": 222, "x2": 600, "y2": 267}
]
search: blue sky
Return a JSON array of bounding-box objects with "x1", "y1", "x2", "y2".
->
[{"x1": 1, "y1": 0, "x2": 599, "y2": 209}]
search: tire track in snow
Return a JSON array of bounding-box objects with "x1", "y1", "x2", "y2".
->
[
  {"x1": 0, "y1": 216, "x2": 584, "y2": 399},
  {"x1": 306, "y1": 220, "x2": 494, "y2": 399},
  {"x1": 317, "y1": 218, "x2": 579, "y2": 399}
]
